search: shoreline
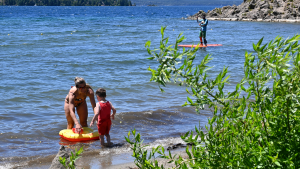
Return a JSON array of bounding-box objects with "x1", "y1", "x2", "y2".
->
[
  {"x1": 74, "y1": 144, "x2": 189, "y2": 169},
  {"x1": 17, "y1": 147, "x2": 187, "y2": 169},
  {"x1": 186, "y1": 16, "x2": 300, "y2": 23},
  {"x1": 76, "y1": 148, "x2": 187, "y2": 169},
  {"x1": 12, "y1": 136, "x2": 191, "y2": 169},
  {"x1": 206, "y1": 17, "x2": 300, "y2": 23}
]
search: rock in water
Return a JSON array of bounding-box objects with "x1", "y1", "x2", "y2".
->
[{"x1": 49, "y1": 145, "x2": 70, "y2": 169}]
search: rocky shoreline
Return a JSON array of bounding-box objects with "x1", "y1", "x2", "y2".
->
[{"x1": 188, "y1": 0, "x2": 300, "y2": 23}]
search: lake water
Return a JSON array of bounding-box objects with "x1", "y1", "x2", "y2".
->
[{"x1": 0, "y1": 6, "x2": 299, "y2": 168}]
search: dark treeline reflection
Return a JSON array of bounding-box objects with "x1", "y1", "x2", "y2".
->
[{"x1": 1, "y1": 0, "x2": 133, "y2": 6}]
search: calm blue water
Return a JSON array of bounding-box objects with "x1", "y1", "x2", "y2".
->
[{"x1": 0, "y1": 6, "x2": 299, "y2": 168}]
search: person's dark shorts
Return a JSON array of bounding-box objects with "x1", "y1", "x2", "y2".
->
[{"x1": 199, "y1": 31, "x2": 206, "y2": 38}]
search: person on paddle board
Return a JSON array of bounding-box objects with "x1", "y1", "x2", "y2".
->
[
  {"x1": 197, "y1": 14, "x2": 208, "y2": 46},
  {"x1": 64, "y1": 77, "x2": 96, "y2": 133}
]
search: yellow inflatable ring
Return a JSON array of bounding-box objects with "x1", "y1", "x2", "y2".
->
[{"x1": 59, "y1": 127, "x2": 99, "y2": 142}]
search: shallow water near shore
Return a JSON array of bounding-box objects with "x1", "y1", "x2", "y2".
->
[{"x1": 0, "y1": 6, "x2": 300, "y2": 168}]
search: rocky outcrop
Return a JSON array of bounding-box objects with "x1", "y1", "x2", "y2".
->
[
  {"x1": 49, "y1": 146, "x2": 70, "y2": 169},
  {"x1": 188, "y1": 0, "x2": 300, "y2": 22}
]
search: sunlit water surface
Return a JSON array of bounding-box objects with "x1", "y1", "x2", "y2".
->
[{"x1": 0, "y1": 6, "x2": 299, "y2": 168}]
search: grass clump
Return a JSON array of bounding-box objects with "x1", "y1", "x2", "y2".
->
[{"x1": 59, "y1": 147, "x2": 83, "y2": 169}]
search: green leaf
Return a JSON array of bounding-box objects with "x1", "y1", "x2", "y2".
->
[
  {"x1": 274, "y1": 161, "x2": 281, "y2": 167},
  {"x1": 253, "y1": 43, "x2": 257, "y2": 51},
  {"x1": 125, "y1": 136, "x2": 132, "y2": 144},
  {"x1": 147, "y1": 56, "x2": 155, "y2": 60},
  {"x1": 77, "y1": 147, "x2": 83, "y2": 155},
  {"x1": 71, "y1": 151, "x2": 74, "y2": 160},
  {"x1": 145, "y1": 41, "x2": 151, "y2": 48},
  {"x1": 186, "y1": 146, "x2": 192, "y2": 159},
  {"x1": 177, "y1": 36, "x2": 186, "y2": 43},
  {"x1": 187, "y1": 96, "x2": 193, "y2": 104},
  {"x1": 257, "y1": 37, "x2": 264, "y2": 47},
  {"x1": 161, "y1": 26, "x2": 166, "y2": 36},
  {"x1": 191, "y1": 88, "x2": 197, "y2": 95}
]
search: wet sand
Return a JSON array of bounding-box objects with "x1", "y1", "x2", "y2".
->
[
  {"x1": 19, "y1": 146, "x2": 186, "y2": 169},
  {"x1": 76, "y1": 148, "x2": 187, "y2": 169}
]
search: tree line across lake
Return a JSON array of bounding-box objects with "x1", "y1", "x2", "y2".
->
[{"x1": 1, "y1": 0, "x2": 133, "y2": 6}]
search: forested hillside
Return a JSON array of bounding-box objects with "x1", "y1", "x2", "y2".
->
[
  {"x1": 0, "y1": 0, "x2": 242, "y2": 6},
  {"x1": 133, "y1": 0, "x2": 243, "y2": 6},
  {"x1": 0, "y1": 0, "x2": 132, "y2": 6}
]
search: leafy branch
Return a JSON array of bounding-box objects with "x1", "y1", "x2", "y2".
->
[{"x1": 126, "y1": 27, "x2": 300, "y2": 168}]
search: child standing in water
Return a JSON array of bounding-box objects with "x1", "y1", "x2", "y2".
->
[{"x1": 90, "y1": 88, "x2": 116, "y2": 147}]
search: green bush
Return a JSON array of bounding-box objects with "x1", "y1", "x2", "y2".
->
[
  {"x1": 59, "y1": 147, "x2": 83, "y2": 169},
  {"x1": 125, "y1": 27, "x2": 300, "y2": 168},
  {"x1": 216, "y1": 8, "x2": 222, "y2": 14}
]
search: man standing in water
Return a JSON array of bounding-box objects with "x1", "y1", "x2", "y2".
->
[{"x1": 197, "y1": 14, "x2": 208, "y2": 46}]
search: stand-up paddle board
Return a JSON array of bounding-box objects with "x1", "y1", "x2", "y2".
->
[{"x1": 178, "y1": 44, "x2": 222, "y2": 48}]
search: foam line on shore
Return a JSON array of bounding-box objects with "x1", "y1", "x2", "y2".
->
[{"x1": 206, "y1": 17, "x2": 300, "y2": 23}]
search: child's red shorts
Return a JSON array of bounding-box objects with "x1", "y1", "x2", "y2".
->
[{"x1": 97, "y1": 120, "x2": 112, "y2": 135}]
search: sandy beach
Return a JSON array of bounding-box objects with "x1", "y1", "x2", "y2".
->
[
  {"x1": 76, "y1": 148, "x2": 187, "y2": 169},
  {"x1": 19, "y1": 146, "x2": 187, "y2": 169}
]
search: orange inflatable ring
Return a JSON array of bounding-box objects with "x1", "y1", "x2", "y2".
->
[{"x1": 59, "y1": 127, "x2": 99, "y2": 142}]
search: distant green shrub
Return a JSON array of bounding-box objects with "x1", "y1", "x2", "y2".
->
[
  {"x1": 268, "y1": 9, "x2": 273, "y2": 14},
  {"x1": 216, "y1": 8, "x2": 222, "y2": 14},
  {"x1": 269, "y1": 5, "x2": 273, "y2": 9}
]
